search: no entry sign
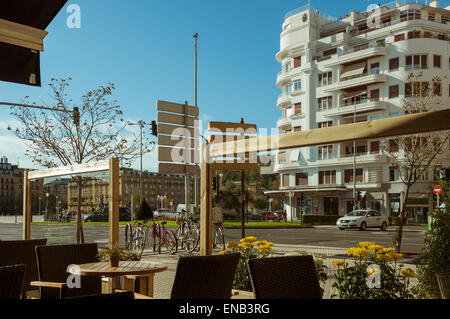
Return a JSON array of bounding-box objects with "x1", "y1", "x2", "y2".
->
[{"x1": 433, "y1": 185, "x2": 442, "y2": 195}]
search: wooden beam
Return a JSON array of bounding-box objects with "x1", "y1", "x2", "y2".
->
[
  {"x1": 0, "y1": 18, "x2": 47, "y2": 51},
  {"x1": 159, "y1": 163, "x2": 200, "y2": 174},
  {"x1": 22, "y1": 171, "x2": 31, "y2": 240},
  {"x1": 158, "y1": 112, "x2": 198, "y2": 127},
  {"x1": 27, "y1": 160, "x2": 110, "y2": 180},
  {"x1": 209, "y1": 109, "x2": 450, "y2": 157},
  {"x1": 157, "y1": 100, "x2": 199, "y2": 117},
  {"x1": 109, "y1": 158, "x2": 119, "y2": 248},
  {"x1": 200, "y1": 144, "x2": 213, "y2": 256}
]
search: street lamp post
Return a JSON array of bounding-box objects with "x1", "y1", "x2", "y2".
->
[{"x1": 38, "y1": 196, "x2": 41, "y2": 215}]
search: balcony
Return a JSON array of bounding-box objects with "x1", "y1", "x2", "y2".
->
[
  {"x1": 277, "y1": 94, "x2": 291, "y2": 108},
  {"x1": 323, "y1": 45, "x2": 387, "y2": 67},
  {"x1": 276, "y1": 70, "x2": 291, "y2": 86},
  {"x1": 324, "y1": 100, "x2": 388, "y2": 117},
  {"x1": 277, "y1": 117, "x2": 293, "y2": 130},
  {"x1": 325, "y1": 72, "x2": 387, "y2": 92}
]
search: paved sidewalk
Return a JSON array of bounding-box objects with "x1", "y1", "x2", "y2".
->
[{"x1": 141, "y1": 243, "x2": 419, "y2": 299}]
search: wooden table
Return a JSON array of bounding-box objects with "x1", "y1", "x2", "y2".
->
[{"x1": 68, "y1": 261, "x2": 167, "y2": 297}]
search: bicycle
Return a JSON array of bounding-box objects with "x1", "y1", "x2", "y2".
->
[
  {"x1": 178, "y1": 216, "x2": 199, "y2": 253},
  {"x1": 146, "y1": 219, "x2": 178, "y2": 255},
  {"x1": 125, "y1": 220, "x2": 147, "y2": 256},
  {"x1": 212, "y1": 222, "x2": 225, "y2": 251}
]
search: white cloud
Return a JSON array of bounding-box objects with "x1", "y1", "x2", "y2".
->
[{"x1": 0, "y1": 135, "x2": 36, "y2": 169}]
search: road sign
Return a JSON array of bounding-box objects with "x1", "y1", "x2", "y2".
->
[
  {"x1": 157, "y1": 100, "x2": 200, "y2": 174},
  {"x1": 433, "y1": 185, "x2": 442, "y2": 195}
]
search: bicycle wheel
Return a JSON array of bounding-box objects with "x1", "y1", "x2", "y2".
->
[
  {"x1": 184, "y1": 227, "x2": 199, "y2": 253},
  {"x1": 125, "y1": 223, "x2": 133, "y2": 250},
  {"x1": 164, "y1": 230, "x2": 178, "y2": 255},
  {"x1": 217, "y1": 228, "x2": 225, "y2": 251}
]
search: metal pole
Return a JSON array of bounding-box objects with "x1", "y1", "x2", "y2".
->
[
  {"x1": 353, "y1": 101, "x2": 356, "y2": 211},
  {"x1": 140, "y1": 121, "x2": 143, "y2": 207},
  {"x1": 193, "y1": 33, "x2": 198, "y2": 212}
]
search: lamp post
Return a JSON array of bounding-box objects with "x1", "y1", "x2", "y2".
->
[
  {"x1": 38, "y1": 196, "x2": 41, "y2": 215},
  {"x1": 45, "y1": 192, "x2": 49, "y2": 216},
  {"x1": 343, "y1": 91, "x2": 367, "y2": 211}
]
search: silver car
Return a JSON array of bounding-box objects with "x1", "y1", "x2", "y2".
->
[{"x1": 336, "y1": 209, "x2": 388, "y2": 231}]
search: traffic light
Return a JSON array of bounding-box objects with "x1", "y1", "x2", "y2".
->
[
  {"x1": 357, "y1": 191, "x2": 362, "y2": 201},
  {"x1": 72, "y1": 107, "x2": 80, "y2": 126},
  {"x1": 297, "y1": 198, "x2": 301, "y2": 206},
  {"x1": 151, "y1": 120, "x2": 157, "y2": 137}
]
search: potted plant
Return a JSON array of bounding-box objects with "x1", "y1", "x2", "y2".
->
[{"x1": 100, "y1": 245, "x2": 124, "y2": 267}]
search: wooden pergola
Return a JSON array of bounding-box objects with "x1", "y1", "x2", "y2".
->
[
  {"x1": 199, "y1": 109, "x2": 450, "y2": 255},
  {"x1": 23, "y1": 158, "x2": 120, "y2": 248}
]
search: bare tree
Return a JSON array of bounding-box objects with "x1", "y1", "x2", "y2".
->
[
  {"x1": 381, "y1": 73, "x2": 450, "y2": 252},
  {"x1": 10, "y1": 78, "x2": 153, "y2": 243}
]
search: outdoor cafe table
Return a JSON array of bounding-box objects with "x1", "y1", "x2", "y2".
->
[{"x1": 68, "y1": 261, "x2": 167, "y2": 297}]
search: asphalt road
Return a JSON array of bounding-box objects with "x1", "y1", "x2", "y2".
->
[{"x1": 0, "y1": 223, "x2": 426, "y2": 254}]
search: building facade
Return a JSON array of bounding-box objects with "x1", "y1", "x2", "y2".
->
[
  {"x1": 269, "y1": 1, "x2": 450, "y2": 222},
  {"x1": 67, "y1": 168, "x2": 200, "y2": 213}
]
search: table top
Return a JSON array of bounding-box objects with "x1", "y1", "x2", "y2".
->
[{"x1": 67, "y1": 261, "x2": 167, "y2": 277}]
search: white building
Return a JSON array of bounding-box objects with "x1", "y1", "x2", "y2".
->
[{"x1": 267, "y1": 1, "x2": 450, "y2": 222}]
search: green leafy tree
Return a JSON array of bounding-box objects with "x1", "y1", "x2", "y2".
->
[
  {"x1": 9, "y1": 78, "x2": 154, "y2": 243},
  {"x1": 135, "y1": 199, "x2": 152, "y2": 220}
]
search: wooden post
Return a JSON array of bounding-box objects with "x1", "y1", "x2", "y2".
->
[
  {"x1": 22, "y1": 170, "x2": 31, "y2": 240},
  {"x1": 200, "y1": 143, "x2": 213, "y2": 256},
  {"x1": 109, "y1": 158, "x2": 119, "y2": 248}
]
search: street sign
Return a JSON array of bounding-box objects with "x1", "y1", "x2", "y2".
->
[
  {"x1": 157, "y1": 100, "x2": 200, "y2": 174},
  {"x1": 433, "y1": 185, "x2": 442, "y2": 195}
]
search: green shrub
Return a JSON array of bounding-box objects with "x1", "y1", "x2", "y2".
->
[
  {"x1": 302, "y1": 214, "x2": 339, "y2": 225},
  {"x1": 135, "y1": 200, "x2": 152, "y2": 220},
  {"x1": 414, "y1": 206, "x2": 450, "y2": 298}
]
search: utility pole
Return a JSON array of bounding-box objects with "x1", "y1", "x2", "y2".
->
[
  {"x1": 193, "y1": 32, "x2": 199, "y2": 212},
  {"x1": 240, "y1": 117, "x2": 246, "y2": 238},
  {"x1": 128, "y1": 120, "x2": 148, "y2": 208}
]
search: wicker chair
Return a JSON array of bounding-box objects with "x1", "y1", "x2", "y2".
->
[
  {"x1": 32, "y1": 243, "x2": 102, "y2": 299},
  {"x1": 248, "y1": 255, "x2": 322, "y2": 299},
  {"x1": 0, "y1": 239, "x2": 47, "y2": 297},
  {"x1": 0, "y1": 264, "x2": 26, "y2": 299},
  {"x1": 170, "y1": 253, "x2": 240, "y2": 299},
  {"x1": 437, "y1": 272, "x2": 450, "y2": 299}
]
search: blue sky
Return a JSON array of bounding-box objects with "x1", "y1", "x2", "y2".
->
[{"x1": 0, "y1": 0, "x2": 374, "y2": 171}]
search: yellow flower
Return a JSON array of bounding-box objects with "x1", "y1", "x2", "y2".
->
[
  {"x1": 398, "y1": 263, "x2": 405, "y2": 268},
  {"x1": 367, "y1": 268, "x2": 378, "y2": 276},
  {"x1": 358, "y1": 242, "x2": 375, "y2": 248},
  {"x1": 377, "y1": 253, "x2": 393, "y2": 262},
  {"x1": 390, "y1": 253, "x2": 403, "y2": 260},
  {"x1": 382, "y1": 247, "x2": 395, "y2": 254},
  {"x1": 219, "y1": 250, "x2": 228, "y2": 255},
  {"x1": 401, "y1": 268, "x2": 415, "y2": 278},
  {"x1": 368, "y1": 244, "x2": 384, "y2": 251},
  {"x1": 348, "y1": 247, "x2": 370, "y2": 258},
  {"x1": 332, "y1": 260, "x2": 345, "y2": 267},
  {"x1": 241, "y1": 236, "x2": 257, "y2": 242},
  {"x1": 226, "y1": 242, "x2": 240, "y2": 249}
]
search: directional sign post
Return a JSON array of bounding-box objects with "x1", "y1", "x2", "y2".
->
[
  {"x1": 157, "y1": 100, "x2": 200, "y2": 213},
  {"x1": 433, "y1": 185, "x2": 443, "y2": 208}
]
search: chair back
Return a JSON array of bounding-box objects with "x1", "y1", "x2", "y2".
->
[
  {"x1": 437, "y1": 272, "x2": 450, "y2": 299},
  {"x1": 35, "y1": 243, "x2": 101, "y2": 299},
  {"x1": 0, "y1": 264, "x2": 26, "y2": 299},
  {"x1": 0, "y1": 239, "x2": 47, "y2": 293},
  {"x1": 171, "y1": 253, "x2": 240, "y2": 299},
  {"x1": 248, "y1": 255, "x2": 322, "y2": 299}
]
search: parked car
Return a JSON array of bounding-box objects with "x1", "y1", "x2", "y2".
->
[
  {"x1": 153, "y1": 208, "x2": 177, "y2": 219},
  {"x1": 84, "y1": 206, "x2": 131, "y2": 222},
  {"x1": 255, "y1": 211, "x2": 278, "y2": 221},
  {"x1": 336, "y1": 209, "x2": 388, "y2": 231}
]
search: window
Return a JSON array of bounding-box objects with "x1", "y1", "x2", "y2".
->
[
  {"x1": 318, "y1": 145, "x2": 334, "y2": 160},
  {"x1": 389, "y1": 57, "x2": 399, "y2": 71},
  {"x1": 389, "y1": 167, "x2": 400, "y2": 181},
  {"x1": 428, "y1": 13, "x2": 435, "y2": 21},
  {"x1": 317, "y1": 96, "x2": 333, "y2": 111},
  {"x1": 282, "y1": 174, "x2": 290, "y2": 187},
  {"x1": 389, "y1": 85, "x2": 399, "y2": 98},
  {"x1": 433, "y1": 82, "x2": 442, "y2": 96},
  {"x1": 371, "y1": 62, "x2": 380, "y2": 74},
  {"x1": 284, "y1": 84, "x2": 291, "y2": 95},
  {"x1": 394, "y1": 34, "x2": 405, "y2": 42},
  {"x1": 370, "y1": 89, "x2": 379, "y2": 101},
  {"x1": 370, "y1": 141, "x2": 380, "y2": 154},
  {"x1": 344, "y1": 169, "x2": 363, "y2": 183},
  {"x1": 319, "y1": 170, "x2": 336, "y2": 185},
  {"x1": 293, "y1": 56, "x2": 301, "y2": 68},
  {"x1": 295, "y1": 173, "x2": 308, "y2": 186},
  {"x1": 424, "y1": 31, "x2": 433, "y2": 38},
  {"x1": 294, "y1": 103, "x2": 302, "y2": 114},
  {"x1": 406, "y1": 54, "x2": 427, "y2": 70},
  {"x1": 433, "y1": 55, "x2": 441, "y2": 68},
  {"x1": 292, "y1": 80, "x2": 301, "y2": 91},
  {"x1": 317, "y1": 121, "x2": 332, "y2": 128},
  {"x1": 400, "y1": 10, "x2": 420, "y2": 21},
  {"x1": 405, "y1": 82, "x2": 429, "y2": 97},
  {"x1": 293, "y1": 126, "x2": 302, "y2": 132},
  {"x1": 388, "y1": 139, "x2": 399, "y2": 152},
  {"x1": 442, "y1": 16, "x2": 450, "y2": 24},
  {"x1": 407, "y1": 31, "x2": 421, "y2": 39},
  {"x1": 318, "y1": 72, "x2": 332, "y2": 86},
  {"x1": 323, "y1": 48, "x2": 337, "y2": 57},
  {"x1": 278, "y1": 151, "x2": 287, "y2": 163}
]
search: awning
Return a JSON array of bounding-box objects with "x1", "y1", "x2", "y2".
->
[
  {"x1": 264, "y1": 187, "x2": 348, "y2": 195},
  {"x1": 341, "y1": 62, "x2": 367, "y2": 79},
  {"x1": 0, "y1": 0, "x2": 67, "y2": 86},
  {"x1": 0, "y1": 0, "x2": 67, "y2": 30}
]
